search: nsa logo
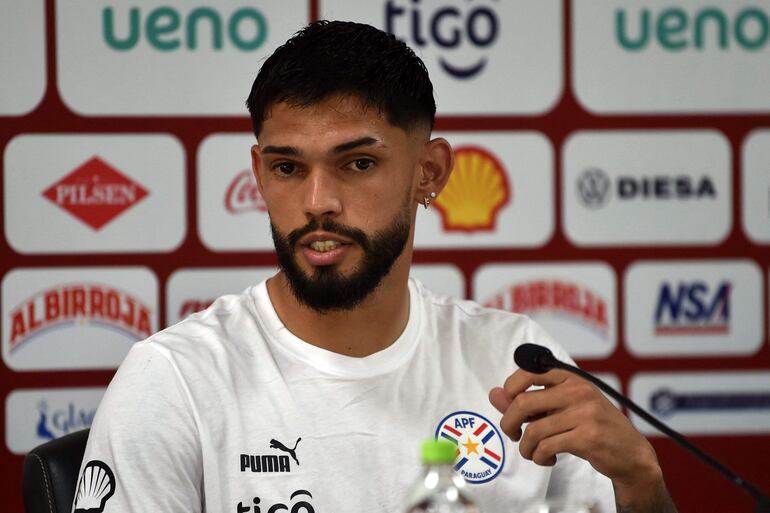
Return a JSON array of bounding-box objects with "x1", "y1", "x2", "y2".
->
[{"x1": 435, "y1": 411, "x2": 505, "y2": 484}]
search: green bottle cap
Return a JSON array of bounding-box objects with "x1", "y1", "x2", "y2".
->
[{"x1": 421, "y1": 438, "x2": 457, "y2": 464}]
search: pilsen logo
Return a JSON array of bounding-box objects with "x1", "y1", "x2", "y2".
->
[
  {"x1": 225, "y1": 170, "x2": 267, "y2": 214},
  {"x1": 433, "y1": 146, "x2": 510, "y2": 232},
  {"x1": 484, "y1": 280, "x2": 609, "y2": 335},
  {"x1": 8, "y1": 284, "x2": 153, "y2": 351},
  {"x1": 42, "y1": 156, "x2": 149, "y2": 230}
]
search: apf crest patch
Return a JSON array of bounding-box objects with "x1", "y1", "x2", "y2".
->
[{"x1": 434, "y1": 410, "x2": 505, "y2": 484}]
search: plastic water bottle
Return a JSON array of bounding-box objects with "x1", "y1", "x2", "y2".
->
[{"x1": 405, "y1": 439, "x2": 482, "y2": 513}]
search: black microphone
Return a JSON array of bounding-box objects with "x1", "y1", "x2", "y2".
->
[{"x1": 513, "y1": 343, "x2": 770, "y2": 513}]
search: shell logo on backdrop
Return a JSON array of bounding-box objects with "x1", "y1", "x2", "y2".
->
[
  {"x1": 41, "y1": 156, "x2": 149, "y2": 230},
  {"x1": 434, "y1": 146, "x2": 510, "y2": 232}
]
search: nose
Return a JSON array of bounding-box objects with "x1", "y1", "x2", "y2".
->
[{"x1": 303, "y1": 168, "x2": 342, "y2": 220}]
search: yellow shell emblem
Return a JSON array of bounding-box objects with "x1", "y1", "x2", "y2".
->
[{"x1": 434, "y1": 146, "x2": 510, "y2": 231}]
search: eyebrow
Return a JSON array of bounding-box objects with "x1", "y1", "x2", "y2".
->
[{"x1": 260, "y1": 136, "x2": 381, "y2": 157}]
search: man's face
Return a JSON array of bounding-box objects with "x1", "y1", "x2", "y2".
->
[{"x1": 252, "y1": 95, "x2": 426, "y2": 312}]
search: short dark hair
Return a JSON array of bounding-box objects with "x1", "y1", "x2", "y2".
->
[{"x1": 246, "y1": 20, "x2": 436, "y2": 137}]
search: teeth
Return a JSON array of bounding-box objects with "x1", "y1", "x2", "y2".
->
[{"x1": 310, "y1": 240, "x2": 341, "y2": 252}]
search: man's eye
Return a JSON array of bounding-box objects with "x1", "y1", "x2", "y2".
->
[
  {"x1": 350, "y1": 158, "x2": 374, "y2": 172},
  {"x1": 274, "y1": 162, "x2": 296, "y2": 176}
]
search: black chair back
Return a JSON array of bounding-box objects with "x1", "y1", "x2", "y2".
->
[{"x1": 23, "y1": 429, "x2": 90, "y2": 513}]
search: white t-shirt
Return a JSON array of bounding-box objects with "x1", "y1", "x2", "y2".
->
[{"x1": 74, "y1": 278, "x2": 615, "y2": 513}]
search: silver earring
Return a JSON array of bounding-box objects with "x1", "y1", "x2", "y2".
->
[{"x1": 423, "y1": 192, "x2": 437, "y2": 209}]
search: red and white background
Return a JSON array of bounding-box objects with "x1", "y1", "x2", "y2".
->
[{"x1": 1, "y1": 1, "x2": 769, "y2": 511}]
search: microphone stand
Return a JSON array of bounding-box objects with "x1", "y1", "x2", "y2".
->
[{"x1": 547, "y1": 358, "x2": 770, "y2": 513}]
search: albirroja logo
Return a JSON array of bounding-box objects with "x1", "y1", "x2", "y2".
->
[
  {"x1": 8, "y1": 284, "x2": 153, "y2": 351},
  {"x1": 225, "y1": 170, "x2": 267, "y2": 214},
  {"x1": 484, "y1": 280, "x2": 609, "y2": 335},
  {"x1": 41, "y1": 156, "x2": 149, "y2": 230},
  {"x1": 433, "y1": 146, "x2": 510, "y2": 232}
]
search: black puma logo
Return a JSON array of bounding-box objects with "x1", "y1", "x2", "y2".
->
[{"x1": 270, "y1": 437, "x2": 301, "y2": 466}]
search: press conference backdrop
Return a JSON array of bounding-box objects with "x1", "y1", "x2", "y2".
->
[{"x1": 1, "y1": 1, "x2": 769, "y2": 511}]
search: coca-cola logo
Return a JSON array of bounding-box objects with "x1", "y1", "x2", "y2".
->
[
  {"x1": 41, "y1": 156, "x2": 149, "y2": 230},
  {"x1": 225, "y1": 170, "x2": 267, "y2": 214}
]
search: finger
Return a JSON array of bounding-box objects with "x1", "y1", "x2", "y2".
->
[
  {"x1": 518, "y1": 408, "x2": 580, "y2": 461},
  {"x1": 503, "y1": 368, "x2": 572, "y2": 400},
  {"x1": 489, "y1": 387, "x2": 511, "y2": 414},
  {"x1": 530, "y1": 429, "x2": 576, "y2": 467},
  {"x1": 498, "y1": 385, "x2": 573, "y2": 442}
]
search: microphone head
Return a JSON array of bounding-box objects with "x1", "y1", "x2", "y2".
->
[{"x1": 514, "y1": 343, "x2": 557, "y2": 374}]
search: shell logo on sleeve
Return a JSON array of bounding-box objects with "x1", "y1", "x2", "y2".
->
[
  {"x1": 433, "y1": 146, "x2": 510, "y2": 232},
  {"x1": 435, "y1": 411, "x2": 505, "y2": 484},
  {"x1": 74, "y1": 460, "x2": 115, "y2": 512}
]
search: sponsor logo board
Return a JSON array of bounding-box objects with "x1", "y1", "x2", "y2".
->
[
  {"x1": 474, "y1": 262, "x2": 617, "y2": 359},
  {"x1": 56, "y1": 1, "x2": 308, "y2": 115},
  {"x1": 166, "y1": 267, "x2": 276, "y2": 326},
  {"x1": 197, "y1": 133, "x2": 273, "y2": 251},
  {"x1": 5, "y1": 387, "x2": 105, "y2": 454},
  {"x1": 4, "y1": 134, "x2": 185, "y2": 253},
  {"x1": 415, "y1": 132, "x2": 553, "y2": 248},
  {"x1": 563, "y1": 130, "x2": 731, "y2": 246},
  {"x1": 0, "y1": 0, "x2": 46, "y2": 115},
  {"x1": 630, "y1": 372, "x2": 770, "y2": 435},
  {"x1": 624, "y1": 260, "x2": 763, "y2": 356},
  {"x1": 741, "y1": 130, "x2": 770, "y2": 244},
  {"x1": 573, "y1": 0, "x2": 770, "y2": 113},
  {"x1": 320, "y1": 0, "x2": 562, "y2": 115},
  {"x1": 410, "y1": 264, "x2": 465, "y2": 299},
  {"x1": 2, "y1": 267, "x2": 158, "y2": 370}
]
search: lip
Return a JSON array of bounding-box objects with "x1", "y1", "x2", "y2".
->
[{"x1": 298, "y1": 231, "x2": 353, "y2": 246}]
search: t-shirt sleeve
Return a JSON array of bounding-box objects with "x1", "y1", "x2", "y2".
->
[{"x1": 72, "y1": 342, "x2": 202, "y2": 513}]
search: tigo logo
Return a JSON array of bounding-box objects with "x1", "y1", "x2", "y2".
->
[
  {"x1": 385, "y1": 0, "x2": 498, "y2": 79},
  {"x1": 102, "y1": 6, "x2": 268, "y2": 52},
  {"x1": 225, "y1": 170, "x2": 267, "y2": 214},
  {"x1": 434, "y1": 146, "x2": 510, "y2": 232},
  {"x1": 655, "y1": 281, "x2": 730, "y2": 336},
  {"x1": 8, "y1": 284, "x2": 153, "y2": 352},
  {"x1": 616, "y1": 7, "x2": 770, "y2": 52},
  {"x1": 41, "y1": 156, "x2": 149, "y2": 230}
]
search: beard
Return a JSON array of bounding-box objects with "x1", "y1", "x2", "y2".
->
[{"x1": 270, "y1": 205, "x2": 411, "y2": 314}]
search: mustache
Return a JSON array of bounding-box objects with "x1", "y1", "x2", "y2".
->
[{"x1": 286, "y1": 218, "x2": 370, "y2": 251}]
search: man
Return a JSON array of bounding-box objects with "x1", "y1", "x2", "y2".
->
[{"x1": 74, "y1": 21, "x2": 677, "y2": 513}]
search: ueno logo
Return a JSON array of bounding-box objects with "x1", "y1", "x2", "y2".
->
[
  {"x1": 102, "y1": 6, "x2": 268, "y2": 51},
  {"x1": 616, "y1": 7, "x2": 770, "y2": 52},
  {"x1": 225, "y1": 170, "x2": 267, "y2": 214},
  {"x1": 385, "y1": 0, "x2": 499, "y2": 78},
  {"x1": 485, "y1": 280, "x2": 609, "y2": 335},
  {"x1": 9, "y1": 284, "x2": 153, "y2": 350},
  {"x1": 654, "y1": 281, "x2": 730, "y2": 335}
]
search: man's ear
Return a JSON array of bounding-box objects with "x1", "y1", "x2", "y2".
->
[
  {"x1": 415, "y1": 137, "x2": 454, "y2": 205},
  {"x1": 250, "y1": 144, "x2": 266, "y2": 196}
]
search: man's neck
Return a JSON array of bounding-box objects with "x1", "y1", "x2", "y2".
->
[{"x1": 265, "y1": 270, "x2": 411, "y2": 357}]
